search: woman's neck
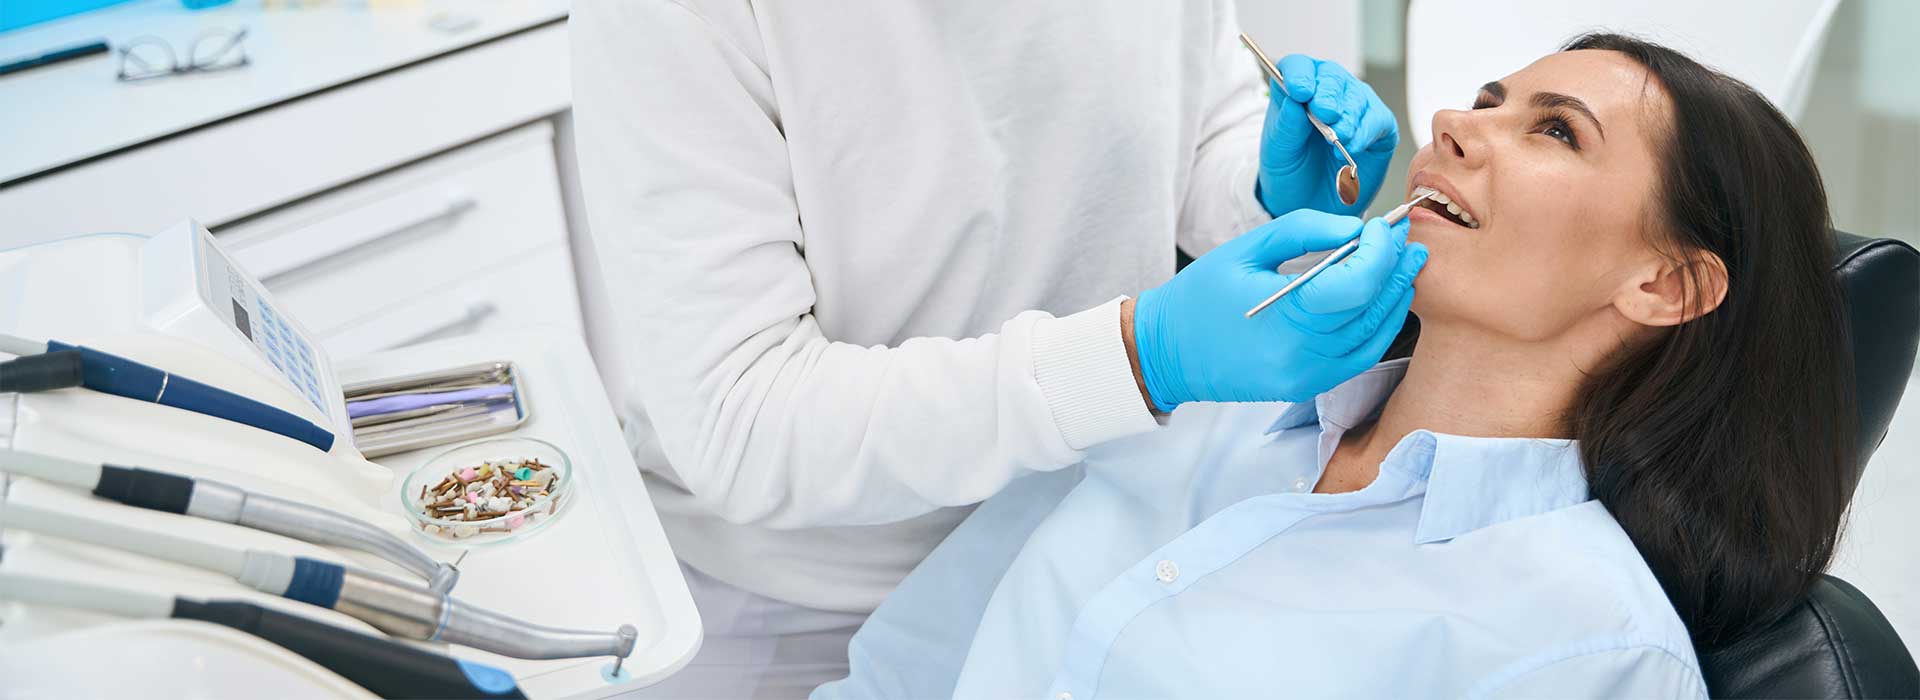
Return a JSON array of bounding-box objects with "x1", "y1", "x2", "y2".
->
[{"x1": 1323, "y1": 325, "x2": 1591, "y2": 492}]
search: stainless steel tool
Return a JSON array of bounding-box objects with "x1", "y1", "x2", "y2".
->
[
  {"x1": 1240, "y1": 32, "x2": 1361, "y2": 207},
  {"x1": 1244, "y1": 190, "x2": 1436, "y2": 318}
]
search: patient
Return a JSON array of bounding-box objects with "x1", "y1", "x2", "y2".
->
[{"x1": 817, "y1": 33, "x2": 1851, "y2": 698}]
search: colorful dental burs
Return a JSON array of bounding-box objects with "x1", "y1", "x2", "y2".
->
[{"x1": 413, "y1": 457, "x2": 560, "y2": 539}]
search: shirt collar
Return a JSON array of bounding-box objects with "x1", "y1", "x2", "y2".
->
[
  {"x1": 1264, "y1": 358, "x2": 1409, "y2": 435},
  {"x1": 1264, "y1": 359, "x2": 1592, "y2": 544}
]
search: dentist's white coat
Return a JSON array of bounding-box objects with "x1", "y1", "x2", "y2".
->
[{"x1": 571, "y1": 0, "x2": 1268, "y2": 689}]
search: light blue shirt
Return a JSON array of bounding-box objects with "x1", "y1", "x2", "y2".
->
[{"x1": 815, "y1": 360, "x2": 1708, "y2": 699}]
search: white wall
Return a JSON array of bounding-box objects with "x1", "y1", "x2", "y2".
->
[
  {"x1": 1235, "y1": 0, "x2": 1363, "y2": 76},
  {"x1": 1835, "y1": 375, "x2": 1920, "y2": 652},
  {"x1": 1799, "y1": 0, "x2": 1919, "y2": 247}
]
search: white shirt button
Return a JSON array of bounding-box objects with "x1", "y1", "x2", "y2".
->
[
  {"x1": 1057, "y1": 692, "x2": 1074, "y2": 700},
  {"x1": 1154, "y1": 559, "x2": 1179, "y2": 584},
  {"x1": 1292, "y1": 477, "x2": 1310, "y2": 492}
]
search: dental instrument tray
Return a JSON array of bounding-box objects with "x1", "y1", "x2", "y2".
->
[{"x1": 343, "y1": 361, "x2": 528, "y2": 458}]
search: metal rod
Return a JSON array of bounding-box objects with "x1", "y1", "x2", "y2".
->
[{"x1": 1244, "y1": 191, "x2": 1436, "y2": 318}]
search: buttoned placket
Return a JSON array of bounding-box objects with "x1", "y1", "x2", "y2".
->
[{"x1": 1044, "y1": 471, "x2": 1420, "y2": 698}]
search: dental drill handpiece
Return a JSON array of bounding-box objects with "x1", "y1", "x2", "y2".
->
[
  {"x1": 0, "y1": 449, "x2": 459, "y2": 594},
  {"x1": 0, "y1": 571, "x2": 528, "y2": 699},
  {"x1": 0, "y1": 500, "x2": 640, "y2": 665},
  {"x1": 1243, "y1": 190, "x2": 1437, "y2": 318}
]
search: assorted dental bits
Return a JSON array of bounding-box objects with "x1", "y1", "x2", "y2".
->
[{"x1": 413, "y1": 457, "x2": 563, "y2": 539}]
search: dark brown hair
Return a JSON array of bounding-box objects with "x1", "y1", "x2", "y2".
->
[{"x1": 1559, "y1": 33, "x2": 1854, "y2": 649}]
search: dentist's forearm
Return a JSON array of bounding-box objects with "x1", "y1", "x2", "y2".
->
[{"x1": 1121, "y1": 297, "x2": 1156, "y2": 413}]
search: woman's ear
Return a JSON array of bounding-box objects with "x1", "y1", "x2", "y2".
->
[{"x1": 1615, "y1": 250, "x2": 1729, "y2": 327}]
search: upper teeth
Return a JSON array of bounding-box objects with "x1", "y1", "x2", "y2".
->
[{"x1": 1412, "y1": 185, "x2": 1478, "y2": 228}]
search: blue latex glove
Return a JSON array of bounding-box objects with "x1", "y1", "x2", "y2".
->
[
  {"x1": 1257, "y1": 54, "x2": 1399, "y2": 217},
  {"x1": 1134, "y1": 210, "x2": 1428, "y2": 411}
]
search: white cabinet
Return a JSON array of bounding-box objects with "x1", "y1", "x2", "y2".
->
[
  {"x1": 0, "y1": 5, "x2": 581, "y2": 362},
  {"x1": 218, "y1": 123, "x2": 580, "y2": 358}
]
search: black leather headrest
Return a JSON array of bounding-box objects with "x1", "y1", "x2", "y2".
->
[{"x1": 1832, "y1": 232, "x2": 1919, "y2": 473}]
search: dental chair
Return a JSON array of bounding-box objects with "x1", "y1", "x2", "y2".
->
[{"x1": 1695, "y1": 231, "x2": 1920, "y2": 698}]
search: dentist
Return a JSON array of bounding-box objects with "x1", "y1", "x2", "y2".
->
[{"x1": 570, "y1": 1, "x2": 1413, "y2": 695}]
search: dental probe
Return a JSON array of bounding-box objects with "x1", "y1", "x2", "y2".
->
[
  {"x1": 0, "y1": 571, "x2": 528, "y2": 699},
  {"x1": 0, "y1": 500, "x2": 640, "y2": 664},
  {"x1": 1244, "y1": 191, "x2": 1437, "y2": 318},
  {"x1": 0, "y1": 448, "x2": 459, "y2": 594}
]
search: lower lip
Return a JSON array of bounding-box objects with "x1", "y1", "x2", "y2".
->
[{"x1": 1408, "y1": 205, "x2": 1465, "y2": 229}]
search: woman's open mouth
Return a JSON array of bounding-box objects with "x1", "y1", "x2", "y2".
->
[{"x1": 1410, "y1": 185, "x2": 1479, "y2": 229}]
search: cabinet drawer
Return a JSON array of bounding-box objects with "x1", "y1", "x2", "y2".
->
[
  {"x1": 316, "y1": 244, "x2": 582, "y2": 360},
  {"x1": 217, "y1": 122, "x2": 569, "y2": 338}
]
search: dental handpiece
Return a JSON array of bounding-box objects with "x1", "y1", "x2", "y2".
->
[
  {"x1": 0, "y1": 571, "x2": 528, "y2": 699},
  {"x1": 0, "y1": 500, "x2": 639, "y2": 664},
  {"x1": 0, "y1": 449, "x2": 459, "y2": 594},
  {"x1": 1244, "y1": 191, "x2": 1437, "y2": 318}
]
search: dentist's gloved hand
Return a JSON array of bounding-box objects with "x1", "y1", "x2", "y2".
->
[
  {"x1": 1131, "y1": 210, "x2": 1427, "y2": 412},
  {"x1": 1257, "y1": 54, "x2": 1398, "y2": 217}
]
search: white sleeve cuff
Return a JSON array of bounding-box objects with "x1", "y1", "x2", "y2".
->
[
  {"x1": 1030, "y1": 297, "x2": 1159, "y2": 450},
  {"x1": 1233, "y1": 155, "x2": 1277, "y2": 228}
]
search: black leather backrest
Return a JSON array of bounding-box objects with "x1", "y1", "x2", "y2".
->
[
  {"x1": 1698, "y1": 232, "x2": 1920, "y2": 698},
  {"x1": 1703, "y1": 576, "x2": 1920, "y2": 698},
  {"x1": 1833, "y1": 233, "x2": 1920, "y2": 478}
]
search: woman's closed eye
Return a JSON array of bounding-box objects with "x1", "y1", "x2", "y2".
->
[
  {"x1": 1471, "y1": 85, "x2": 1585, "y2": 151},
  {"x1": 1535, "y1": 112, "x2": 1581, "y2": 150}
]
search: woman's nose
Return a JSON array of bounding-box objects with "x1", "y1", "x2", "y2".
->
[{"x1": 1429, "y1": 109, "x2": 1483, "y2": 168}]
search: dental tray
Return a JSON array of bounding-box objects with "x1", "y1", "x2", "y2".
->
[
  {"x1": 2, "y1": 332, "x2": 700, "y2": 698},
  {"x1": 344, "y1": 361, "x2": 528, "y2": 458}
]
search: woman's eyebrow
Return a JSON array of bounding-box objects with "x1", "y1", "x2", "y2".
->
[
  {"x1": 1478, "y1": 80, "x2": 1506, "y2": 105},
  {"x1": 1531, "y1": 91, "x2": 1607, "y2": 140}
]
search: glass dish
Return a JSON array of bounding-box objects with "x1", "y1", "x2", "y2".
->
[{"x1": 398, "y1": 437, "x2": 572, "y2": 546}]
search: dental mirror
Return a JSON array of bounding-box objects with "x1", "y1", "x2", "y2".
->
[{"x1": 1335, "y1": 164, "x2": 1360, "y2": 206}]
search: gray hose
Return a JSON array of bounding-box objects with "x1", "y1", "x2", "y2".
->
[{"x1": 189, "y1": 480, "x2": 459, "y2": 594}]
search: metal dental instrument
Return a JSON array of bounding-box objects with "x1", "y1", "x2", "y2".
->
[
  {"x1": 1244, "y1": 190, "x2": 1436, "y2": 318},
  {"x1": 1239, "y1": 32, "x2": 1361, "y2": 207},
  {"x1": 0, "y1": 500, "x2": 640, "y2": 664},
  {"x1": 0, "y1": 449, "x2": 459, "y2": 594},
  {"x1": 0, "y1": 571, "x2": 529, "y2": 699}
]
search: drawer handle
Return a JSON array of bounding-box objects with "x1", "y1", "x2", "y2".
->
[
  {"x1": 379, "y1": 301, "x2": 499, "y2": 352},
  {"x1": 241, "y1": 190, "x2": 478, "y2": 282}
]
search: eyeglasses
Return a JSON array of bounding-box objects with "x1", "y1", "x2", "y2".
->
[{"x1": 116, "y1": 27, "x2": 250, "y2": 82}]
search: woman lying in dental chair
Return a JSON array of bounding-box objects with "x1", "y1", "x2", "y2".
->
[{"x1": 814, "y1": 34, "x2": 1853, "y2": 699}]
